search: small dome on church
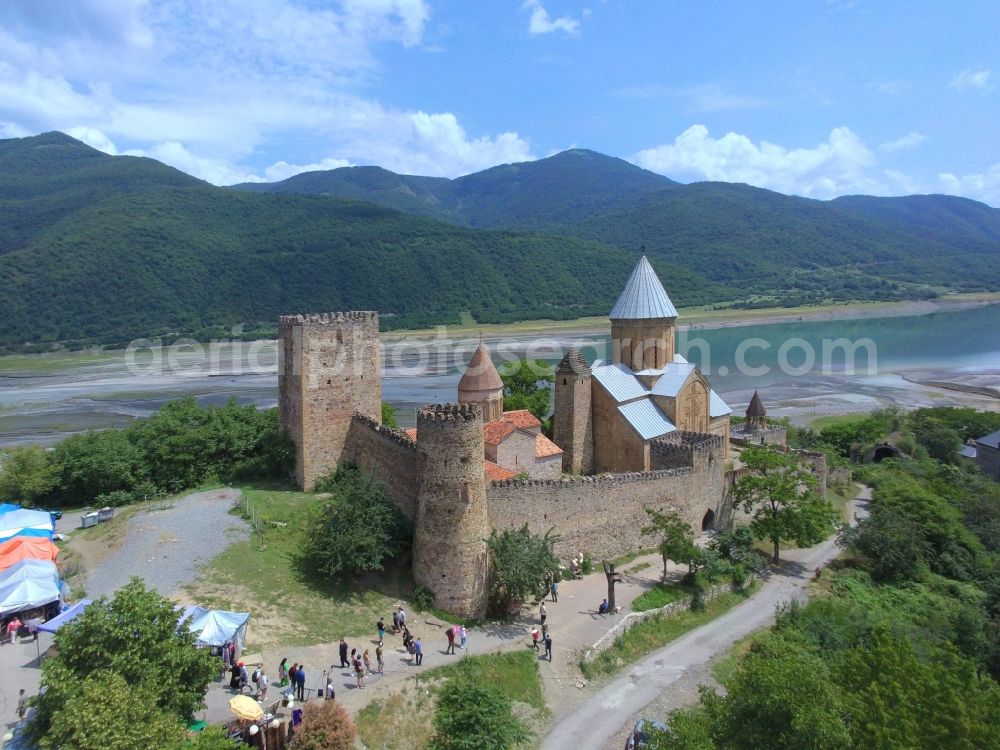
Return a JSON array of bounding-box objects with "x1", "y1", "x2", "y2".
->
[
  {"x1": 458, "y1": 340, "x2": 504, "y2": 393},
  {"x1": 746, "y1": 390, "x2": 766, "y2": 418}
]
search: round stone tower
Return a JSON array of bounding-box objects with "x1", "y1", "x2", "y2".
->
[
  {"x1": 457, "y1": 338, "x2": 504, "y2": 422},
  {"x1": 413, "y1": 403, "x2": 490, "y2": 619}
]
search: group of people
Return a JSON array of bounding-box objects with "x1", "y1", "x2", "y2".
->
[
  {"x1": 337, "y1": 638, "x2": 384, "y2": 689},
  {"x1": 276, "y1": 658, "x2": 308, "y2": 700},
  {"x1": 229, "y1": 661, "x2": 274, "y2": 700},
  {"x1": 531, "y1": 597, "x2": 555, "y2": 661}
]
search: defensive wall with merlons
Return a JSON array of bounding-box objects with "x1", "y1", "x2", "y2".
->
[{"x1": 278, "y1": 310, "x2": 812, "y2": 618}]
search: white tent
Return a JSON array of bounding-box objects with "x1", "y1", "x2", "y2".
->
[
  {"x1": 0, "y1": 559, "x2": 61, "y2": 616},
  {"x1": 0, "y1": 508, "x2": 54, "y2": 542},
  {"x1": 180, "y1": 606, "x2": 250, "y2": 651}
]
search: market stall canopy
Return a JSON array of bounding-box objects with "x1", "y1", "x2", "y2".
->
[
  {"x1": 0, "y1": 559, "x2": 60, "y2": 616},
  {"x1": 180, "y1": 606, "x2": 250, "y2": 648},
  {"x1": 37, "y1": 598, "x2": 92, "y2": 633},
  {"x1": 0, "y1": 536, "x2": 59, "y2": 568},
  {"x1": 0, "y1": 503, "x2": 21, "y2": 514},
  {"x1": 0, "y1": 509, "x2": 54, "y2": 542}
]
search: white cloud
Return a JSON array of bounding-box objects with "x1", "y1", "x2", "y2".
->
[
  {"x1": 951, "y1": 68, "x2": 994, "y2": 91},
  {"x1": 0, "y1": 121, "x2": 30, "y2": 139},
  {"x1": 523, "y1": 1, "x2": 580, "y2": 35},
  {"x1": 938, "y1": 164, "x2": 1000, "y2": 207},
  {"x1": 0, "y1": 0, "x2": 535, "y2": 183},
  {"x1": 879, "y1": 131, "x2": 926, "y2": 152},
  {"x1": 632, "y1": 125, "x2": 885, "y2": 199}
]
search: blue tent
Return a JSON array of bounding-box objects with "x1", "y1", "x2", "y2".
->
[
  {"x1": 0, "y1": 503, "x2": 21, "y2": 515},
  {"x1": 0, "y1": 559, "x2": 61, "y2": 616},
  {"x1": 180, "y1": 606, "x2": 250, "y2": 650},
  {"x1": 37, "y1": 598, "x2": 92, "y2": 633}
]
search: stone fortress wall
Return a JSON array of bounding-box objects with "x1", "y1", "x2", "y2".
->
[{"x1": 279, "y1": 310, "x2": 815, "y2": 617}]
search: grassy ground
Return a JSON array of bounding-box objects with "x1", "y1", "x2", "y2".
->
[
  {"x1": 580, "y1": 583, "x2": 758, "y2": 681},
  {"x1": 356, "y1": 651, "x2": 545, "y2": 750},
  {"x1": 183, "y1": 483, "x2": 405, "y2": 647},
  {"x1": 828, "y1": 481, "x2": 860, "y2": 523},
  {"x1": 630, "y1": 581, "x2": 691, "y2": 612},
  {"x1": 709, "y1": 633, "x2": 756, "y2": 686},
  {"x1": 808, "y1": 413, "x2": 870, "y2": 431}
]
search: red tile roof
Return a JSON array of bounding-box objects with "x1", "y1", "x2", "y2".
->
[
  {"x1": 485, "y1": 461, "x2": 516, "y2": 481},
  {"x1": 483, "y1": 420, "x2": 517, "y2": 445},
  {"x1": 535, "y1": 433, "x2": 563, "y2": 459},
  {"x1": 404, "y1": 428, "x2": 418, "y2": 442},
  {"x1": 502, "y1": 409, "x2": 541, "y2": 430}
]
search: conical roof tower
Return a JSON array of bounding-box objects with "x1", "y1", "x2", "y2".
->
[
  {"x1": 610, "y1": 255, "x2": 678, "y2": 371},
  {"x1": 458, "y1": 338, "x2": 504, "y2": 422}
]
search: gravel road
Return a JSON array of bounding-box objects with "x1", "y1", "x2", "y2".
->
[
  {"x1": 83, "y1": 488, "x2": 247, "y2": 599},
  {"x1": 543, "y1": 488, "x2": 870, "y2": 750}
]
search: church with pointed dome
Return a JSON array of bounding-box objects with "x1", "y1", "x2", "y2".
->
[
  {"x1": 274, "y1": 256, "x2": 813, "y2": 619},
  {"x1": 554, "y1": 255, "x2": 732, "y2": 474}
]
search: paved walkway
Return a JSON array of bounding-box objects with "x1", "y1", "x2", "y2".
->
[
  {"x1": 201, "y1": 552, "x2": 674, "y2": 720},
  {"x1": 542, "y1": 487, "x2": 871, "y2": 750}
]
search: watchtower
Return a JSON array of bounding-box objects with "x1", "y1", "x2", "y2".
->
[
  {"x1": 412, "y1": 403, "x2": 490, "y2": 619},
  {"x1": 278, "y1": 312, "x2": 381, "y2": 489},
  {"x1": 553, "y1": 346, "x2": 593, "y2": 474}
]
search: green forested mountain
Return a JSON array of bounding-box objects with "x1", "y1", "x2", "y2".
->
[{"x1": 1, "y1": 131, "x2": 999, "y2": 351}]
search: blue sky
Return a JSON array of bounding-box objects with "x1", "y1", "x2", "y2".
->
[{"x1": 1, "y1": 1, "x2": 998, "y2": 205}]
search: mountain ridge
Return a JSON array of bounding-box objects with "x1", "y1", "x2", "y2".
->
[{"x1": 1, "y1": 131, "x2": 998, "y2": 351}]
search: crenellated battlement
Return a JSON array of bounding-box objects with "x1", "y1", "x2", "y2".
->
[
  {"x1": 279, "y1": 311, "x2": 378, "y2": 327},
  {"x1": 490, "y1": 466, "x2": 692, "y2": 488},
  {"x1": 351, "y1": 413, "x2": 416, "y2": 448},
  {"x1": 417, "y1": 402, "x2": 482, "y2": 424}
]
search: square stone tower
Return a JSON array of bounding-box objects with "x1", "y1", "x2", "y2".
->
[
  {"x1": 278, "y1": 312, "x2": 381, "y2": 489},
  {"x1": 553, "y1": 347, "x2": 593, "y2": 474}
]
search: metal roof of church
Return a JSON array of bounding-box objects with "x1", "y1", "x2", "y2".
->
[
  {"x1": 650, "y1": 363, "x2": 696, "y2": 397},
  {"x1": 609, "y1": 255, "x2": 678, "y2": 320},
  {"x1": 591, "y1": 361, "x2": 649, "y2": 402},
  {"x1": 976, "y1": 429, "x2": 1000, "y2": 449},
  {"x1": 709, "y1": 389, "x2": 732, "y2": 417},
  {"x1": 618, "y1": 399, "x2": 677, "y2": 440}
]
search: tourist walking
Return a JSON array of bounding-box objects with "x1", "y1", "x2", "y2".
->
[
  {"x1": 257, "y1": 670, "x2": 268, "y2": 701},
  {"x1": 459, "y1": 625, "x2": 468, "y2": 649},
  {"x1": 289, "y1": 663, "x2": 299, "y2": 690},
  {"x1": 294, "y1": 665, "x2": 306, "y2": 701},
  {"x1": 544, "y1": 633, "x2": 553, "y2": 662},
  {"x1": 338, "y1": 639, "x2": 349, "y2": 668},
  {"x1": 540, "y1": 601, "x2": 547, "y2": 624},
  {"x1": 239, "y1": 662, "x2": 249, "y2": 692},
  {"x1": 550, "y1": 580, "x2": 558, "y2": 602},
  {"x1": 363, "y1": 649, "x2": 373, "y2": 675},
  {"x1": 17, "y1": 689, "x2": 27, "y2": 720},
  {"x1": 278, "y1": 657, "x2": 289, "y2": 687},
  {"x1": 353, "y1": 655, "x2": 366, "y2": 689},
  {"x1": 326, "y1": 677, "x2": 336, "y2": 700},
  {"x1": 414, "y1": 637, "x2": 423, "y2": 666},
  {"x1": 446, "y1": 626, "x2": 457, "y2": 654},
  {"x1": 376, "y1": 644, "x2": 385, "y2": 673},
  {"x1": 398, "y1": 606, "x2": 406, "y2": 630},
  {"x1": 531, "y1": 627, "x2": 540, "y2": 651},
  {"x1": 377, "y1": 617, "x2": 386, "y2": 645}
]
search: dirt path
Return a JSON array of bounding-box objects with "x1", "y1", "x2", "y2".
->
[{"x1": 542, "y1": 487, "x2": 870, "y2": 750}]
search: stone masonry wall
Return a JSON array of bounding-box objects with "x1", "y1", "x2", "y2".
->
[
  {"x1": 486, "y1": 445, "x2": 727, "y2": 563},
  {"x1": 343, "y1": 415, "x2": 419, "y2": 519}
]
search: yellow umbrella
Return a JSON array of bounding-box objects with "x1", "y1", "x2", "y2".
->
[{"x1": 229, "y1": 695, "x2": 263, "y2": 721}]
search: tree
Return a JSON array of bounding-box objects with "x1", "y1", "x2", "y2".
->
[
  {"x1": 838, "y1": 504, "x2": 929, "y2": 582},
  {"x1": 430, "y1": 679, "x2": 530, "y2": 750},
  {"x1": 733, "y1": 446, "x2": 835, "y2": 562},
  {"x1": 602, "y1": 560, "x2": 624, "y2": 612},
  {"x1": 488, "y1": 524, "x2": 560, "y2": 615},
  {"x1": 43, "y1": 672, "x2": 185, "y2": 750},
  {"x1": 917, "y1": 425, "x2": 962, "y2": 464},
  {"x1": 642, "y1": 508, "x2": 699, "y2": 580},
  {"x1": 291, "y1": 700, "x2": 357, "y2": 750},
  {"x1": 306, "y1": 466, "x2": 408, "y2": 577},
  {"x1": 0, "y1": 445, "x2": 59, "y2": 503},
  {"x1": 500, "y1": 358, "x2": 554, "y2": 421},
  {"x1": 51, "y1": 428, "x2": 145, "y2": 503},
  {"x1": 30, "y1": 579, "x2": 218, "y2": 746},
  {"x1": 381, "y1": 402, "x2": 399, "y2": 429}
]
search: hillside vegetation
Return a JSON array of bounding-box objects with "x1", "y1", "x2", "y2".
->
[{"x1": 2, "y1": 131, "x2": 1000, "y2": 350}]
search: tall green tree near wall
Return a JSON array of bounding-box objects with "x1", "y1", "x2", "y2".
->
[
  {"x1": 500, "y1": 358, "x2": 554, "y2": 421},
  {"x1": 732, "y1": 446, "x2": 835, "y2": 562}
]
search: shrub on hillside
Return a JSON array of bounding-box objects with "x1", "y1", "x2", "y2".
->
[{"x1": 429, "y1": 679, "x2": 529, "y2": 750}]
